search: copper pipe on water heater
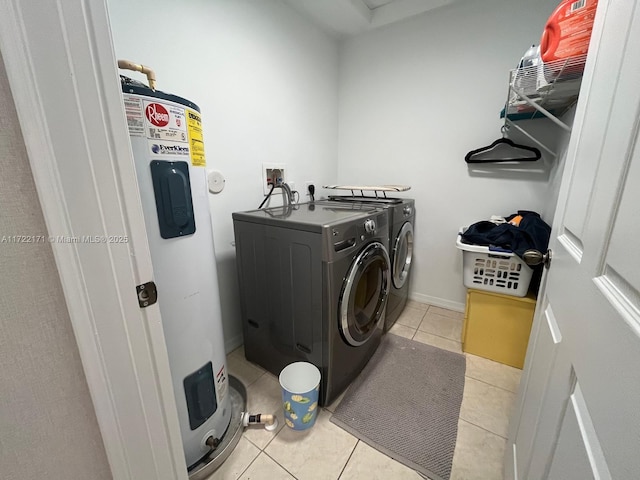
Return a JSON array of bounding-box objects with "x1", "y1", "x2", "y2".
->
[{"x1": 117, "y1": 59, "x2": 157, "y2": 90}]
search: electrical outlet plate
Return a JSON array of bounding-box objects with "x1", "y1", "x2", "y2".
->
[
  {"x1": 304, "y1": 181, "x2": 315, "y2": 198},
  {"x1": 262, "y1": 163, "x2": 286, "y2": 195}
]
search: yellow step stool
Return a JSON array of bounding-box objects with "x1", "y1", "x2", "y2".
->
[{"x1": 462, "y1": 288, "x2": 536, "y2": 369}]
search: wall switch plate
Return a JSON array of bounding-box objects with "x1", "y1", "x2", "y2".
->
[{"x1": 262, "y1": 163, "x2": 286, "y2": 195}]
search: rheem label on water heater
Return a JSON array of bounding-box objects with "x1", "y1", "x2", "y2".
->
[
  {"x1": 144, "y1": 101, "x2": 188, "y2": 143},
  {"x1": 145, "y1": 102, "x2": 170, "y2": 126},
  {"x1": 122, "y1": 94, "x2": 206, "y2": 168}
]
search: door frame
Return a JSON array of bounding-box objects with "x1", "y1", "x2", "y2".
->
[{"x1": 0, "y1": 1, "x2": 188, "y2": 479}]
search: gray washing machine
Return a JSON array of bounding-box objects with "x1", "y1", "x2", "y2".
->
[
  {"x1": 232, "y1": 202, "x2": 391, "y2": 406},
  {"x1": 324, "y1": 196, "x2": 415, "y2": 331}
]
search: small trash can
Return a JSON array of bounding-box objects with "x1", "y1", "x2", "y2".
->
[{"x1": 279, "y1": 362, "x2": 321, "y2": 430}]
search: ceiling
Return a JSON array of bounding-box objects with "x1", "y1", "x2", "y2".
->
[{"x1": 283, "y1": 0, "x2": 459, "y2": 37}]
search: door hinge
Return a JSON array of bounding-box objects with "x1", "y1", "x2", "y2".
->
[{"x1": 136, "y1": 281, "x2": 157, "y2": 308}]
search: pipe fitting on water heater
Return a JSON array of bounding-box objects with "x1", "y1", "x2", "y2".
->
[
  {"x1": 117, "y1": 59, "x2": 157, "y2": 90},
  {"x1": 241, "y1": 412, "x2": 279, "y2": 431}
]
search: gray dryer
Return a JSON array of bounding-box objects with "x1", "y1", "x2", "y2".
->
[
  {"x1": 232, "y1": 202, "x2": 391, "y2": 406},
  {"x1": 323, "y1": 196, "x2": 415, "y2": 331}
]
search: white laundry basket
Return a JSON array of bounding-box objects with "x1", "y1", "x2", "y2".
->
[{"x1": 456, "y1": 229, "x2": 533, "y2": 297}]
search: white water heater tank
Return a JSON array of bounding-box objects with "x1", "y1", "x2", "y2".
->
[{"x1": 120, "y1": 76, "x2": 231, "y2": 468}]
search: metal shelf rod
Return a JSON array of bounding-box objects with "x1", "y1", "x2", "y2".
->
[
  {"x1": 505, "y1": 118, "x2": 557, "y2": 158},
  {"x1": 509, "y1": 85, "x2": 572, "y2": 132}
]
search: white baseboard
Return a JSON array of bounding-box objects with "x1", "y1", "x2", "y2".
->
[
  {"x1": 224, "y1": 333, "x2": 244, "y2": 355},
  {"x1": 409, "y1": 292, "x2": 465, "y2": 313}
]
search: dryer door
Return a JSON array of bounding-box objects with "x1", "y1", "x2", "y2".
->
[
  {"x1": 340, "y1": 241, "x2": 391, "y2": 346},
  {"x1": 392, "y1": 222, "x2": 414, "y2": 289}
]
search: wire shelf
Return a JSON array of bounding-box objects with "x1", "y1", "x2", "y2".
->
[
  {"x1": 504, "y1": 54, "x2": 587, "y2": 121},
  {"x1": 323, "y1": 185, "x2": 411, "y2": 192},
  {"x1": 322, "y1": 184, "x2": 411, "y2": 200}
]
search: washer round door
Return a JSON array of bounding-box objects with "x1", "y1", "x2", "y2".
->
[
  {"x1": 392, "y1": 222, "x2": 414, "y2": 289},
  {"x1": 340, "y1": 241, "x2": 391, "y2": 346}
]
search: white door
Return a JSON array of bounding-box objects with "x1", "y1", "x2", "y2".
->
[{"x1": 506, "y1": 1, "x2": 640, "y2": 479}]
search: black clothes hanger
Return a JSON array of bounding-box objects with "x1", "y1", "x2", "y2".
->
[
  {"x1": 465, "y1": 136, "x2": 541, "y2": 163},
  {"x1": 465, "y1": 55, "x2": 546, "y2": 165},
  {"x1": 466, "y1": 77, "x2": 543, "y2": 164}
]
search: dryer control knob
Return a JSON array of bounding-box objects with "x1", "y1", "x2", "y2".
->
[
  {"x1": 403, "y1": 206, "x2": 412, "y2": 216},
  {"x1": 364, "y1": 219, "x2": 376, "y2": 233}
]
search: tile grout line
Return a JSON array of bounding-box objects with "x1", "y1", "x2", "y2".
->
[
  {"x1": 414, "y1": 328, "x2": 463, "y2": 345},
  {"x1": 425, "y1": 303, "x2": 466, "y2": 318},
  {"x1": 227, "y1": 358, "x2": 266, "y2": 389},
  {"x1": 401, "y1": 324, "x2": 515, "y2": 441},
  {"x1": 263, "y1": 450, "x2": 300, "y2": 479},
  {"x1": 464, "y1": 373, "x2": 519, "y2": 394},
  {"x1": 395, "y1": 329, "x2": 515, "y2": 441},
  {"x1": 250, "y1": 425, "x2": 280, "y2": 452},
  {"x1": 243, "y1": 428, "x2": 281, "y2": 452},
  {"x1": 244, "y1": 435, "x2": 262, "y2": 451},
  {"x1": 407, "y1": 327, "x2": 465, "y2": 355},
  {"x1": 458, "y1": 417, "x2": 509, "y2": 440},
  {"x1": 239, "y1": 372, "x2": 263, "y2": 389},
  {"x1": 395, "y1": 322, "x2": 421, "y2": 331},
  {"x1": 337, "y1": 439, "x2": 359, "y2": 480},
  {"x1": 396, "y1": 306, "x2": 429, "y2": 330},
  {"x1": 234, "y1": 447, "x2": 262, "y2": 480},
  {"x1": 405, "y1": 305, "x2": 430, "y2": 314},
  {"x1": 458, "y1": 409, "x2": 508, "y2": 439}
]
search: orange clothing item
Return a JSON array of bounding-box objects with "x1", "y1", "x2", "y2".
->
[{"x1": 509, "y1": 215, "x2": 523, "y2": 227}]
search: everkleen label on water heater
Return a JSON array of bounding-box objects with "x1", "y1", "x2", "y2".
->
[
  {"x1": 148, "y1": 140, "x2": 190, "y2": 157},
  {"x1": 186, "y1": 109, "x2": 206, "y2": 167}
]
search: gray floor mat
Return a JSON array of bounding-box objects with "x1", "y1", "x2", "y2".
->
[{"x1": 330, "y1": 333, "x2": 466, "y2": 480}]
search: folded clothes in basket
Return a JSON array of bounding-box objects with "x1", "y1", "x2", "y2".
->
[{"x1": 461, "y1": 211, "x2": 551, "y2": 260}]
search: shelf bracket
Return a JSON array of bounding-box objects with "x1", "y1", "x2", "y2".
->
[
  {"x1": 505, "y1": 118, "x2": 557, "y2": 158},
  {"x1": 508, "y1": 86, "x2": 572, "y2": 132}
]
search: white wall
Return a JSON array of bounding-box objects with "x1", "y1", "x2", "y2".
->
[
  {"x1": 337, "y1": 0, "x2": 568, "y2": 308},
  {"x1": 542, "y1": 108, "x2": 575, "y2": 222},
  {"x1": 108, "y1": 0, "x2": 339, "y2": 350},
  {"x1": 108, "y1": 0, "x2": 575, "y2": 340}
]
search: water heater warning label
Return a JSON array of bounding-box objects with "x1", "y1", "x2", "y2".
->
[
  {"x1": 215, "y1": 364, "x2": 228, "y2": 401},
  {"x1": 123, "y1": 96, "x2": 145, "y2": 137},
  {"x1": 186, "y1": 109, "x2": 206, "y2": 167}
]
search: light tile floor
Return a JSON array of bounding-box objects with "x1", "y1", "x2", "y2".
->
[{"x1": 214, "y1": 301, "x2": 521, "y2": 480}]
